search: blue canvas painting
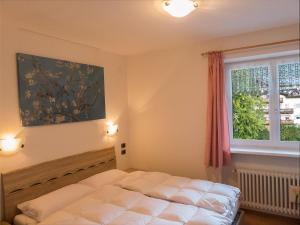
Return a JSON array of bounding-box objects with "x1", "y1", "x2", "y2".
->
[{"x1": 17, "y1": 53, "x2": 106, "y2": 126}]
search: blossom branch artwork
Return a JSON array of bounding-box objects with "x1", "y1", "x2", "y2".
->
[{"x1": 17, "y1": 53, "x2": 106, "y2": 126}]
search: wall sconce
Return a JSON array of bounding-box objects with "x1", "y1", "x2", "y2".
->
[
  {"x1": 106, "y1": 122, "x2": 119, "y2": 136},
  {"x1": 0, "y1": 136, "x2": 24, "y2": 155}
]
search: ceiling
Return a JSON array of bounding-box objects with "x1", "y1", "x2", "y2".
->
[{"x1": 1, "y1": 0, "x2": 299, "y2": 55}]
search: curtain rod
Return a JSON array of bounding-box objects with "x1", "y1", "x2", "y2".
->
[{"x1": 201, "y1": 38, "x2": 300, "y2": 56}]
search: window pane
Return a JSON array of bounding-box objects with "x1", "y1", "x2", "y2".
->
[
  {"x1": 279, "y1": 62, "x2": 300, "y2": 141},
  {"x1": 231, "y1": 66, "x2": 270, "y2": 140}
]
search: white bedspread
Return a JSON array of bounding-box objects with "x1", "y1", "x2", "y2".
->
[
  {"x1": 115, "y1": 171, "x2": 240, "y2": 217},
  {"x1": 38, "y1": 185, "x2": 232, "y2": 225}
]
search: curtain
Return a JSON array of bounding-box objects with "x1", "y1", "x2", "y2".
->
[{"x1": 205, "y1": 52, "x2": 231, "y2": 168}]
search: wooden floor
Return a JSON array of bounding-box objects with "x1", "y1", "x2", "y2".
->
[{"x1": 241, "y1": 209, "x2": 300, "y2": 225}]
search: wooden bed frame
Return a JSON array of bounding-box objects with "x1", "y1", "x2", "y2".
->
[{"x1": 1, "y1": 147, "x2": 116, "y2": 223}]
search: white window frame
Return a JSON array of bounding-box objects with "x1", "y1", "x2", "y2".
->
[{"x1": 225, "y1": 51, "x2": 300, "y2": 156}]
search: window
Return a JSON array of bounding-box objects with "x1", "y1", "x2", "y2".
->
[{"x1": 226, "y1": 53, "x2": 300, "y2": 152}]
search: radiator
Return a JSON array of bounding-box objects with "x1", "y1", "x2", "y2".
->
[{"x1": 237, "y1": 168, "x2": 300, "y2": 218}]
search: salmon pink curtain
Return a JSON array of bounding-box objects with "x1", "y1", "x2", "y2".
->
[{"x1": 205, "y1": 52, "x2": 231, "y2": 168}]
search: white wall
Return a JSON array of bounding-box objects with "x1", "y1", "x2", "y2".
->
[
  {"x1": 127, "y1": 46, "x2": 209, "y2": 179},
  {"x1": 126, "y1": 24, "x2": 300, "y2": 182},
  {"x1": 0, "y1": 2, "x2": 3, "y2": 131},
  {"x1": 0, "y1": 17, "x2": 130, "y2": 219}
]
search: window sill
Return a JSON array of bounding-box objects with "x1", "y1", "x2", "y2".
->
[{"x1": 231, "y1": 147, "x2": 300, "y2": 158}]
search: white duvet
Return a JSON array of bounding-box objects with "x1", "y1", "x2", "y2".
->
[
  {"x1": 115, "y1": 171, "x2": 240, "y2": 217},
  {"x1": 17, "y1": 170, "x2": 239, "y2": 225},
  {"x1": 38, "y1": 185, "x2": 232, "y2": 225}
]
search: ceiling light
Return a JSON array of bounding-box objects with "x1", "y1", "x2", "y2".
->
[{"x1": 163, "y1": 0, "x2": 199, "y2": 18}]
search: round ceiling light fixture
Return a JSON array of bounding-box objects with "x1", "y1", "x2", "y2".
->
[{"x1": 162, "y1": 0, "x2": 199, "y2": 18}]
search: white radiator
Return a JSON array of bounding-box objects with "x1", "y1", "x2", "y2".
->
[{"x1": 237, "y1": 168, "x2": 300, "y2": 218}]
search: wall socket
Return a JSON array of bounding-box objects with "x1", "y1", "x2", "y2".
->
[{"x1": 289, "y1": 185, "x2": 300, "y2": 204}]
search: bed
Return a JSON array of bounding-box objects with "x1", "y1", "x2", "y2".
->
[{"x1": 1, "y1": 147, "x2": 241, "y2": 225}]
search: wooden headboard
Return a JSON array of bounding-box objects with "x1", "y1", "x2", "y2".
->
[{"x1": 1, "y1": 147, "x2": 116, "y2": 223}]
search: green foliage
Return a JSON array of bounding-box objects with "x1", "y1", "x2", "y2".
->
[
  {"x1": 280, "y1": 124, "x2": 300, "y2": 141},
  {"x1": 232, "y1": 93, "x2": 269, "y2": 140}
]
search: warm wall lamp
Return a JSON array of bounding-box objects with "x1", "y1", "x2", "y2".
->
[
  {"x1": 0, "y1": 135, "x2": 24, "y2": 155},
  {"x1": 106, "y1": 121, "x2": 119, "y2": 136},
  {"x1": 162, "y1": 0, "x2": 199, "y2": 18}
]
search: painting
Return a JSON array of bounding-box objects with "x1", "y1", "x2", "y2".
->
[{"x1": 16, "y1": 53, "x2": 106, "y2": 126}]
